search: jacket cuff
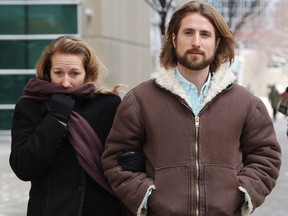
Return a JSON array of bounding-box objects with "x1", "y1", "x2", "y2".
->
[
  {"x1": 137, "y1": 185, "x2": 156, "y2": 216},
  {"x1": 239, "y1": 186, "x2": 253, "y2": 216}
]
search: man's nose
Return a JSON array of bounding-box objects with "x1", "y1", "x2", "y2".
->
[{"x1": 192, "y1": 34, "x2": 200, "y2": 47}]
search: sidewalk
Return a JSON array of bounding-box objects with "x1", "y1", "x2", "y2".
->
[{"x1": 0, "y1": 132, "x2": 29, "y2": 216}]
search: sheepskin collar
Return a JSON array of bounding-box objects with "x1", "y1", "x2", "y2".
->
[{"x1": 151, "y1": 64, "x2": 236, "y2": 107}]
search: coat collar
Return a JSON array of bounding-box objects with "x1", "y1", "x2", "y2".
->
[{"x1": 151, "y1": 63, "x2": 236, "y2": 107}]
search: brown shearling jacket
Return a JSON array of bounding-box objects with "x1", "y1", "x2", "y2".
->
[{"x1": 102, "y1": 65, "x2": 281, "y2": 216}]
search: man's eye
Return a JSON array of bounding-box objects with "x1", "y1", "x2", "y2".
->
[
  {"x1": 201, "y1": 32, "x2": 211, "y2": 37},
  {"x1": 184, "y1": 32, "x2": 192, "y2": 36}
]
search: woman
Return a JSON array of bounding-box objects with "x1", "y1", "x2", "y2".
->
[{"x1": 9, "y1": 35, "x2": 131, "y2": 216}]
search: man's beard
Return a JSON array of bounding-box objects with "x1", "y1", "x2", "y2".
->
[{"x1": 176, "y1": 49, "x2": 215, "y2": 71}]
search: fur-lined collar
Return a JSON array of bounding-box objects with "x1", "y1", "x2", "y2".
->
[{"x1": 151, "y1": 64, "x2": 236, "y2": 108}]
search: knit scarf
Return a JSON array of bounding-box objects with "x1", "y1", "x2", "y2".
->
[{"x1": 22, "y1": 78, "x2": 132, "y2": 216}]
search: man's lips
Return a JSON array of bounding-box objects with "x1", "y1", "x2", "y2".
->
[{"x1": 186, "y1": 50, "x2": 204, "y2": 55}]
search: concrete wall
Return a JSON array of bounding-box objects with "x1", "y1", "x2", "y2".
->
[
  {"x1": 241, "y1": 50, "x2": 267, "y2": 96},
  {"x1": 80, "y1": 0, "x2": 152, "y2": 94},
  {"x1": 241, "y1": 49, "x2": 288, "y2": 97}
]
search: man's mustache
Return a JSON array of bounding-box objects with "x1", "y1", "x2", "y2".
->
[{"x1": 186, "y1": 49, "x2": 204, "y2": 55}]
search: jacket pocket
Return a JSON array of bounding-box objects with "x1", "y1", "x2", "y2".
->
[
  {"x1": 148, "y1": 165, "x2": 190, "y2": 216},
  {"x1": 204, "y1": 165, "x2": 243, "y2": 216}
]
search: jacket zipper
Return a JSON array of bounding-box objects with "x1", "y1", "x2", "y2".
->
[
  {"x1": 195, "y1": 116, "x2": 200, "y2": 216},
  {"x1": 192, "y1": 88, "x2": 232, "y2": 216},
  {"x1": 178, "y1": 100, "x2": 201, "y2": 216}
]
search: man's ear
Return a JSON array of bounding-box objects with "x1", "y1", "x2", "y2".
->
[{"x1": 172, "y1": 33, "x2": 176, "y2": 48}]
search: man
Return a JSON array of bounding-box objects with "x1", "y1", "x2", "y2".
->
[
  {"x1": 268, "y1": 85, "x2": 280, "y2": 121},
  {"x1": 102, "y1": 1, "x2": 281, "y2": 216}
]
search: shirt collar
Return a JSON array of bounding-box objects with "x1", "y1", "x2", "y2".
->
[{"x1": 175, "y1": 67, "x2": 211, "y2": 95}]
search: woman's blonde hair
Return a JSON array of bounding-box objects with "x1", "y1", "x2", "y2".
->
[
  {"x1": 160, "y1": 0, "x2": 236, "y2": 72},
  {"x1": 36, "y1": 35, "x2": 120, "y2": 95}
]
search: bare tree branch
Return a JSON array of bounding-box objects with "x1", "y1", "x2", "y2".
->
[
  {"x1": 233, "y1": 1, "x2": 268, "y2": 35},
  {"x1": 143, "y1": 0, "x2": 158, "y2": 12},
  {"x1": 144, "y1": 0, "x2": 176, "y2": 36}
]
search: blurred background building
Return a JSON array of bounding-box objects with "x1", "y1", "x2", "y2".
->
[{"x1": 0, "y1": 0, "x2": 287, "y2": 131}]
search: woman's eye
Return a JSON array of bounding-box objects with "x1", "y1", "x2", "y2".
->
[
  {"x1": 71, "y1": 72, "x2": 80, "y2": 77},
  {"x1": 54, "y1": 71, "x2": 62, "y2": 76}
]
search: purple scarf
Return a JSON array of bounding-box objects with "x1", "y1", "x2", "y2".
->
[{"x1": 22, "y1": 78, "x2": 132, "y2": 216}]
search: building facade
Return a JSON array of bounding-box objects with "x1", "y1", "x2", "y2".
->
[{"x1": 0, "y1": 0, "x2": 152, "y2": 131}]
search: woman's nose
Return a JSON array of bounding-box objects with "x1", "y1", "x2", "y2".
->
[{"x1": 62, "y1": 76, "x2": 71, "y2": 88}]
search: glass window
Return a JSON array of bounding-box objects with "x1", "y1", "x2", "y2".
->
[
  {"x1": 0, "y1": 5, "x2": 25, "y2": 34},
  {"x1": 28, "y1": 40, "x2": 52, "y2": 69},
  {"x1": 0, "y1": 40, "x2": 26, "y2": 69},
  {"x1": 0, "y1": 110, "x2": 14, "y2": 130},
  {"x1": 0, "y1": 5, "x2": 77, "y2": 35},
  {"x1": 28, "y1": 5, "x2": 77, "y2": 34},
  {"x1": 0, "y1": 40, "x2": 51, "y2": 69},
  {"x1": 0, "y1": 74, "x2": 36, "y2": 104}
]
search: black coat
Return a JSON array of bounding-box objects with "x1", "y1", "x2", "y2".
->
[{"x1": 10, "y1": 93, "x2": 122, "y2": 216}]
